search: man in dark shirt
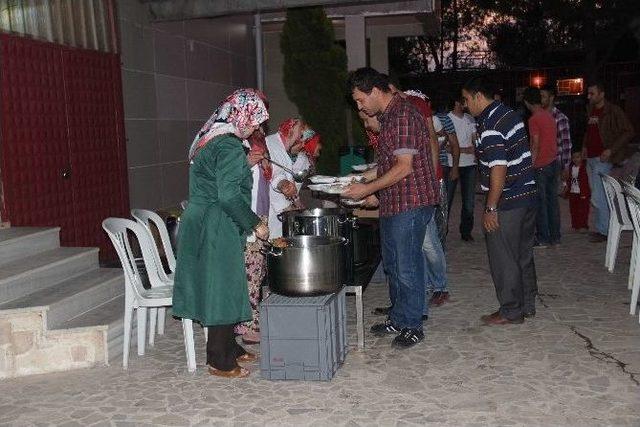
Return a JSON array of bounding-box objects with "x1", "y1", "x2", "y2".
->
[
  {"x1": 582, "y1": 82, "x2": 635, "y2": 242},
  {"x1": 461, "y1": 76, "x2": 538, "y2": 324},
  {"x1": 344, "y1": 68, "x2": 439, "y2": 348}
]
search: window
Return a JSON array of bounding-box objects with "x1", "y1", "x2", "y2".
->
[{"x1": 0, "y1": 0, "x2": 116, "y2": 53}]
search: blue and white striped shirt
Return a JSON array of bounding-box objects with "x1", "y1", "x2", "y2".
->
[{"x1": 475, "y1": 101, "x2": 537, "y2": 210}]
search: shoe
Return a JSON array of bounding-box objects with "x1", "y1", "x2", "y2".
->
[
  {"x1": 589, "y1": 233, "x2": 607, "y2": 243},
  {"x1": 241, "y1": 331, "x2": 260, "y2": 345},
  {"x1": 429, "y1": 291, "x2": 441, "y2": 304},
  {"x1": 208, "y1": 366, "x2": 250, "y2": 378},
  {"x1": 236, "y1": 352, "x2": 257, "y2": 363},
  {"x1": 523, "y1": 310, "x2": 536, "y2": 318},
  {"x1": 480, "y1": 311, "x2": 524, "y2": 325},
  {"x1": 371, "y1": 319, "x2": 401, "y2": 336},
  {"x1": 422, "y1": 315, "x2": 429, "y2": 322},
  {"x1": 534, "y1": 241, "x2": 549, "y2": 249},
  {"x1": 461, "y1": 235, "x2": 474, "y2": 242},
  {"x1": 432, "y1": 291, "x2": 450, "y2": 306},
  {"x1": 373, "y1": 306, "x2": 391, "y2": 316},
  {"x1": 391, "y1": 328, "x2": 424, "y2": 349}
]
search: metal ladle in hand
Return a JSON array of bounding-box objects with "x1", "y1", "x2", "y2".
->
[{"x1": 262, "y1": 157, "x2": 310, "y2": 183}]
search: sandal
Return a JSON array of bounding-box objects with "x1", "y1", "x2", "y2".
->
[
  {"x1": 208, "y1": 366, "x2": 250, "y2": 378},
  {"x1": 236, "y1": 352, "x2": 258, "y2": 363},
  {"x1": 241, "y1": 331, "x2": 260, "y2": 345}
]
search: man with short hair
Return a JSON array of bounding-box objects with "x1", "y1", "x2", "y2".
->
[
  {"x1": 462, "y1": 76, "x2": 538, "y2": 324},
  {"x1": 582, "y1": 82, "x2": 635, "y2": 242},
  {"x1": 343, "y1": 67, "x2": 440, "y2": 348},
  {"x1": 524, "y1": 86, "x2": 561, "y2": 247},
  {"x1": 540, "y1": 85, "x2": 572, "y2": 171},
  {"x1": 448, "y1": 98, "x2": 478, "y2": 242}
]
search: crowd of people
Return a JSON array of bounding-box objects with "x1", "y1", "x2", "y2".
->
[
  {"x1": 169, "y1": 66, "x2": 635, "y2": 378},
  {"x1": 343, "y1": 67, "x2": 635, "y2": 344}
]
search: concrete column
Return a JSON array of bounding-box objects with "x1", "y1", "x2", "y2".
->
[
  {"x1": 344, "y1": 15, "x2": 366, "y2": 71},
  {"x1": 254, "y1": 13, "x2": 264, "y2": 91},
  {"x1": 369, "y1": 31, "x2": 389, "y2": 74}
]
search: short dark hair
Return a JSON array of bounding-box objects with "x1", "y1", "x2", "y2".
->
[
  {"x1": 541, "y1": 84, "x2": 556, "y2": 96},
  {"x1": 448, "y1": 97, "x2": 463, "y2": 111},
  {"x1": 462, "y1": 75, "x2": 497, "y2": 100},
  {"x1": 588, "y1": 80, "x2": 606, "y2": 93},
  {"x1": 523, "y1": 86, "x2": 542, "y2": 105},
  {"x1": 347, "y1": 67, "x2": 391, "y2": 95}
]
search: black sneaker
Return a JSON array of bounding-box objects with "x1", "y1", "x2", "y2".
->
[
  {"x1": 461, "y1": 235, "x2": 474, "y2": 242},
  {"x1": 523, "y1": 310, "x2": 536, "y2": 318},
  {"x1": 370, "y1": 319, "x2": 401, "y2": 336},
  {"x1": 392, "y1": 328, "x2": 424, "y2": 349}
]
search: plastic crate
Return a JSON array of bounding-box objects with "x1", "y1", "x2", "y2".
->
[{"x1": 260, "y1": 288, "x2": 348, "y2": 381}]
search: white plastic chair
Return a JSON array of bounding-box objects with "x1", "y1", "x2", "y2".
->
[
  {"x1": 102, "y1": 218, "x2": 173, "y2": 369},
  {"x1": 622, "y1": 182, "x2": 640, "y2": 292},
  {"x1": 622, "y1": 185, "x2": 640, "y2": 317},
  {"x1": 601, "y1": 174, "x2": 633, "y2": 272},
  {"x1": 131, "y1": 209, "x2": 176, "y2": 342}
]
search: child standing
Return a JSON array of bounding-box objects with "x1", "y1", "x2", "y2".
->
[{"x1": 565, "y1": 150, "x2": 590, "y2": 231}]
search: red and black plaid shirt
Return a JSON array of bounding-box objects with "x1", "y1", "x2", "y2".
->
[{"x1": 376, "y1": 94, "x2": 439, "y2": 217}]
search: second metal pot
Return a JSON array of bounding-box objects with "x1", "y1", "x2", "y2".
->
[{"x1": 266, "y1": 235, "x2": 346, "y2": 296}]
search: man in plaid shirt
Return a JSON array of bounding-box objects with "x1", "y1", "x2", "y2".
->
[
  {"x1": 344, "y1": 68, "x2": 439, "y2": 349},
  {"x1": 541, "y1": 86, "x2": 572, "y2": 170}
]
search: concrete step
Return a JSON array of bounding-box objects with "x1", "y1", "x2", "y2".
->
[
  {"x1": 0, "y1": 268, "x2": 124, "y2": 328},
  {"x1": 0, "y1": 247, "x2": 99, "y2": 304},
  {"x1": 0, "y1": 227, "x2": 60, "y2": 266},
  {"x1": 60, "y1": 295, "x2": 126, "y2": 363}
]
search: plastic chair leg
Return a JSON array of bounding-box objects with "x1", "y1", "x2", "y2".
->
[
  {"x1": 157, "y1": 308, "x2": 166, "y2": 335},
  {"x1": 630, "y1": 259, "x2": 640, "y2": 315},
  {"x1": 182, "y1": 319, "x2": 196, "y2": 373},
  {"x1": 355, "y1": 286, "x2": 364, "y2": 349},
  {"x1": 629, "y1": 235, "x2": 637, "y2": 290},
  {"x1": 203, "y1": 326, "x2": 208, "y2": 343},
  {"x1": 137, "y1": 307, "x2": 147, "y2": 356},
  {"x1": 148, "y1": 308, "x2": 157, "y2": 346},
  {"x1": 122, "y1": 305, "x2": 133, "y2": 369},
  {"x1": 607, "y1": 225, "x2": 622, "y2": 272}
]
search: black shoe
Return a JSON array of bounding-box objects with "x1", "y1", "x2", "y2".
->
[
  {"x1": 373, "y1": 306, "x2": 391, "y2": 316},
  {"x1": 461, "y1": 235, "x2": 474, "y2": 242},
  {"x1": 391, "y1": 328, "x2": 424, "y2": 349},
  {"x1": 370, "y1": 319, "x2": 401, "y2": 336},
  {"x1": 422, "y1": 315, "x2": 429, "y2": 322},
  {"x1": 523, "y1": 310, "x2": 536, "y2": 318}
]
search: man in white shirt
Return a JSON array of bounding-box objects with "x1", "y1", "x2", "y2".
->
[{"x1": 447, "y1": 98, "x2": 478, "y2": 242}]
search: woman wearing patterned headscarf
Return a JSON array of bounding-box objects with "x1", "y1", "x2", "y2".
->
[
  {"x1": 265, "y1": 117, "x2": 306, "y2": 238},
  {"x1": 174, "y1": 88, "x2": 269, "y2": 379}
]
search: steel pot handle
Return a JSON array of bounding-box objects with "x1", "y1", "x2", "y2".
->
[
  {"x1": 268, "y1": 246, "x2": 284, "y2": 257},
  {"x1": 340, "y1": 237, "x2": 350, "y2": 246},
  {"x1": 337, "y1": 217, "x2": 349, "y2": 224},
  {"x1": 350, "y1": 217, "x2": 359, "y2": 229}
]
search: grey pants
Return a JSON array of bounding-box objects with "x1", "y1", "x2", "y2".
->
[{"x1": 484, "y1": 206, "x2": 537, "y2": 319}]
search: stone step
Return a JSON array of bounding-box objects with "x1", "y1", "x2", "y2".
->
[
  {"x1": 0, "y1": 247, "x2": 99, "y2": 304},
  {"x1": 0, "y1": 268, "x2": 124, "y2": 329},
  {"x1": 0, "y1": 227, "x2": 60, "y2": 266},
  {"x1": 60, "y1": 295, "x2": 125, "y2": 363}
]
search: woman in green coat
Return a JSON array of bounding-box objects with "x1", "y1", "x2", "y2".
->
[{"x1": 174, "y1": 89, "x2": 270, "y2": 378}]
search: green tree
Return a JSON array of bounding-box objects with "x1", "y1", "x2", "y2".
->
[{"x1": 281, "y1": 7, "x2": 347, "y2": 175}]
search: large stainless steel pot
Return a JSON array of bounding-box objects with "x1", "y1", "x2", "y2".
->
[
  {"x1": 266, "y1": 236, "x2": 346, "y2": 296},
  {"x1": 278, "y1": 208, "x2": 353, "y2": 238}
]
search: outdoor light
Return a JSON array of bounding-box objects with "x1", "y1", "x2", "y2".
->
[
  {"x1": 531, "y1": 76, "x2": 545, "y2": 87},
  {"x1": 556, "y1": 77, "x2": 584, "y2": 95}
]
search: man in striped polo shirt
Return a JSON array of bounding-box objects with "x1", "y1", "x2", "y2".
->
[{"x1": 461, "y1": 76, "x2": 538, "y2": 325}]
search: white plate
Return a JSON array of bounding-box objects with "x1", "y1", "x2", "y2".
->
[
  {"x1": 309, "y1": 175, "x2": 336, "y2": 184},
  {"x1": 341, "y1": 198, "x2": 364, "y2": 206},
  {"x1": 336, "y1": 175, "x2": 363, "y2": 184},
  {"x1": 323, "y1": 184, "x2": 347, "y2": 194},
  {"x1": 352, "y1": 163, "x2": 377, "y2": 172},
  {"x1": 308, "y1": 184, "x2": 329, "y2": 192}
]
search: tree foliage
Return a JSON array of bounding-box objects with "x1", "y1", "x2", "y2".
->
[{"x1": 280, "y1": 7, "x2": 347, "y2": 175}]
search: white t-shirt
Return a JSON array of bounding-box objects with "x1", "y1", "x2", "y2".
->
[{"x1": 447, "y1": 112, "x2": 477, "y2": 167}]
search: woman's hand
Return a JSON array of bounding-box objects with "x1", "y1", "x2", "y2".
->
[
  {"x1": 278, "y1": 180, "x2": 298, "y2": 198},
  {"x1": 247, "y1": 151, "x2": 263, "y2": 167},
  {"x1": 255, "y1": 222, "x2": 269, "y2": 240},
  {"x1": 361, "y1": 194, "x2": 379, "y2": 208}
]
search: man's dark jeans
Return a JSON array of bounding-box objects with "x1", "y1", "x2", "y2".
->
[
  {"x1": 535, "y1": 162, "x2": 561, "y2": 245},
  {"x1": 380, "y1": 206, "x2": 432, "y2": 330},
  {"x1": 445, "y1": 165, "x2": 477, "y2": 238},
  {"x1": 484, "y1": 206, "x2": 538, "y2": 319}
]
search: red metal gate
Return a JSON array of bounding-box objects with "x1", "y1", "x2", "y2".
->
[{"x1": 0, "y1": 33, "x2": 129, "y2": 259}]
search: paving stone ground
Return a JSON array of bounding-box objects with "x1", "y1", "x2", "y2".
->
[{"x1": 1, "y1": 198, "x2": 639, "y2": 426}]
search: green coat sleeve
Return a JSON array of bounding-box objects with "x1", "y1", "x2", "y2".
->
[{"x1": 215, "y1": 139, "x2": 260, "y2": 234}]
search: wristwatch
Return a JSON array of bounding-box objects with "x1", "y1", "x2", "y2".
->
[{"x1": 484, "y1": 206, "x2": 498, "y2": 213}]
